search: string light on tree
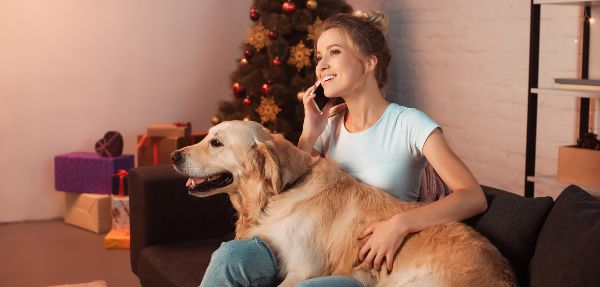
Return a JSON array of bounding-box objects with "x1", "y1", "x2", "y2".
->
[{"x1": 211, "y1": 115, "x2": 221, "y2": 125}]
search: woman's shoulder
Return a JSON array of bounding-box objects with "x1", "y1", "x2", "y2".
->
[{"x1": 386, "y1": 103, "x2": 428, "y2": 120}]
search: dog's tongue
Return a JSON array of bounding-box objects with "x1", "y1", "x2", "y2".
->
[{"x1": 186, "y1": 178, "x2": 206, "y2": 188}]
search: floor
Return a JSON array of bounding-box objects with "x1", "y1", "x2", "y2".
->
[{"x1": 0, "y1": 220, "x2": 141, "y2": 287}]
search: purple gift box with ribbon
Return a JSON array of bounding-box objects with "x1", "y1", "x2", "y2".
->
[{"x1": 55, "y1": 152, "x2": 134, "y2": 194}]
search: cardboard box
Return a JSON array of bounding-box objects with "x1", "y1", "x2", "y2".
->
[
  {"x1": 64, "y1": 193, "x2": 111, "y2": 233},
  {"x1": 557, "y1": 145, "x2": 600, "y2": 188},
  {"x1": 55, "y1": 152, "x2": 134, "y2": 194},
  {"x1": 147, "y1": 122, "x2": 191, "y2": 138},
  {"x1": 104, "y1": 229, "x2": 130, "y2": 249},
  {"x1": 137, "y1": 135, "x2": 191, "y2": 166}
]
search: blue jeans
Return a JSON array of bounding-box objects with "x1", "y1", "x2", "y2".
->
[{"x1": 200, "y1": 237, "x2": 363, "y2": 287}]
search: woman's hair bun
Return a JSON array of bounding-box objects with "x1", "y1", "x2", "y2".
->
[{"x1": 352, "y1": 10, "x2": 388, "y2": 35}]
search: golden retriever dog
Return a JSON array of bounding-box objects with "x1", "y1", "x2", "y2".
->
[{"x1": 171, "y1": 120, "x2": 516, "y2": 287}]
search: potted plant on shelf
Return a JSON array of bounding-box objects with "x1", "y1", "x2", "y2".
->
[{"x1": 557, "y1": 131, "x2": 600, "y2": 188}]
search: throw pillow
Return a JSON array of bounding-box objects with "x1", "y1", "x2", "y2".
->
[{"x1": 530, "y1": 185, "x2": 600, "y2": 287}]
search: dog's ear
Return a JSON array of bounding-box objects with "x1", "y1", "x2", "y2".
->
[{"x1": 252, "y1": 141, "x2": 281, "y2": 194}]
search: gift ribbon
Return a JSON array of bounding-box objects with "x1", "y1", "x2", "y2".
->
[
  {"x1": 114, "y1": 169, "x2": 128, "y2": 197},
  {"x1": 137, "y1": 134, "x2": 159, "y2": 166}
]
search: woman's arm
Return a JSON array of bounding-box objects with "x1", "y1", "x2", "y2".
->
[
  {"x1": 297, "y1": 134, "x2": 321, "y2": 157},
  {"x1": 401, "y1": 128, "x2": 487, "y2": 232},
  {"x1": 358, "y1": 128, "x2": 487, "y2": 272}
]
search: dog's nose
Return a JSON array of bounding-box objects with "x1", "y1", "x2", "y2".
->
[{"x1": 171, "y1": 151, "x2": 184, "y2": 165}]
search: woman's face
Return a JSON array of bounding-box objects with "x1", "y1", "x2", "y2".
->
[{"x1": 315, "y1": 28, "x2": 366, "y2": 98}]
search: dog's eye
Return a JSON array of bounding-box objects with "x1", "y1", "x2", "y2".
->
[{"x1": 210, "y1": 139, "x2": 223, "y2": 147}]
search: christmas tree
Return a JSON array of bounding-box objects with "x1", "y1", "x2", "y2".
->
[{"x1": 213, "y1": 0, "x2": 352, "y2": 143}]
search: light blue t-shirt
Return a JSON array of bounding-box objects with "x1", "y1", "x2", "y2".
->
[{"x1": 314, "y1": 103, "x2": 440, "y2": 202}]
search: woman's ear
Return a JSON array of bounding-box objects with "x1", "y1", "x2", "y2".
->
[{"x1": 364, "y1": 55, "x2": 378, "y2": 73}]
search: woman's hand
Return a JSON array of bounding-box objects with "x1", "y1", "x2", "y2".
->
[
  {"x1": 301, "y1": 82, "x2": 347, "y2": 139},
  {"x1": 358, "y1": 214, "x2": 410, "y2": 273}
]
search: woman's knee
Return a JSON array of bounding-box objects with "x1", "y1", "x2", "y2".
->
[
  {"x1": 210, "y1": 237, "x2": 276, "y2": 269},
  {"x1": 211, "y1": 239, "x2": 254, "y2": 265}
]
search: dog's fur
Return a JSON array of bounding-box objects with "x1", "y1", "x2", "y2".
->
[{"x1": 173, "y1": 121, "x2": 516, "y2": 287}]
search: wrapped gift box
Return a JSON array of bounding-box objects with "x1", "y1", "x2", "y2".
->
[
  {"x1": 111, "y1": 196, "x2": 129, "y2": 230},
  {"x1": 137, "y1": 135, "x2": 192, "y2": 166},
  {"x1": 64, "y1": 192, "x2": 111, "y2": 233},
  {"x1": 147, "y1": 122, "x2": 191, "y2": 138},
  {"x1": 104, "y1": 229, "x2": 130, "y2": 249},
  {"x1": 112, "y1": 170, "x2": 129, "y2": 196},
  {"x1": 557, "y1": 145, "x2": 600, "y2": 188},
  {"x1": 55, "y1": 152, "x2": 134, "y2": 194}
]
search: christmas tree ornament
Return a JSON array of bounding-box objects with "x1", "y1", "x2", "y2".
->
[
  {"x1": 250, "y1": 7, "x2": 260, "y2": 21},
  {"x1": 244, "y1": 49, "x2": 254, "y2": 59},
  {"x1": 240, "y1": 58, "x2": 249, "y2": 65},
  {"x1": 261, "y1": 83, "x2": 271, "y2": 94},
  {"x1": 243, "y1": 116, "x2": 251, "y2": 121},
  {"x1": 288, "y1": 41, "x2": 312, "y2": 71},
  {"x1": 256, "y1": 96, "x2": 282, "y2": 124},
  {"x1": 232, "y1": 82, "x2": 241, "y2": 93},
  {"x1": 297, "y1": 91, "x2": 305, "y2": 101},
  {"x1": 268, "y1": 30, "x2": 278, "y2": 40},
  {"x1": 307, "y1": 17, "x2": 323, "y2": 42},
  {"x1": 273, "y1": 56, "x2": 281, "y2": 65},
  {"x1": 245, "y1": 23, "x2": 272, "y2": 50},
  {"x1": 211, "y1": 115, "x2": 221, "y2": 125},
  {"x1": 282, "y1": 1, "x2": 297, "y2": 14},
  {"x1": 306, "y1": 0, "x2": 317, "y2": 10},
  {"x1": 243, "y1": 96, "x2": 252, "y2": 106}
]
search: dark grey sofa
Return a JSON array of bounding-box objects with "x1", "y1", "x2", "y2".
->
[{"x1": 129, "y1": 165, "x2": 600, "y2": 287}]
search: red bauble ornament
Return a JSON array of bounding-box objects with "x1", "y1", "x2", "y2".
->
[
  {"x1": 261, "y1": 83, "x2": 270, "y2": 94},
  {"x1": 232, "y1": 82, "x2": 244, "y2": 97},
  {"x1": 243, "y1": 97, "x2": 252, "y2": 105},
  {"x1": 244, "y1": 49, "x2": 254, "y2": 59},
  {"x1": 282, "y1": 1, "x2": 296, "y2": 14},
  {"x1": 250, "y1": 7, "x2": 260, "y2": 21},
  {"x1": 268, "y1": 30, "x2": 278, "y2": 40},
  {"x1": 272, "y1": 57, "x2": 281, "y2": 65}
]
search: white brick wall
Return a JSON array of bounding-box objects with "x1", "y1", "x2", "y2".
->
[{"x1": 347, "y1": 0, "x2": 598, "y2": 198}]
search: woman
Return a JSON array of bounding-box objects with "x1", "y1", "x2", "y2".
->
[{"x1": 200, "y1": 12, "x2": 487, "y2": 287}]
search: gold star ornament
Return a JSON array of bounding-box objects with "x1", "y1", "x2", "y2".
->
[{"x1": 255, "y1": 96, "x2": 281, "y2": 124}]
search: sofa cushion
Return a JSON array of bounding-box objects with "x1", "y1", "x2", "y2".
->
[
  {"x1": 465, "y1": 186, "x2": 554, "y2": 287},
  {"x1": 138, "y1": 238, "x2": 223, "y2": 287},
  {"x1": 530, "y1": 185, "x2": 600, "y2": 287}
]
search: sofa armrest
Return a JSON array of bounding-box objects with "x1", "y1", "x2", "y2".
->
[{"x1": 129, "y1": 165, "x2": 235, "y2": 275}]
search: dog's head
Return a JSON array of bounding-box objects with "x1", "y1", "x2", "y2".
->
[{"x1": 172, "y1": 121, "x2": 286, "y2": 208}]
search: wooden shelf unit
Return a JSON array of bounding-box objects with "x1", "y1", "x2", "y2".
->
[{"x1": 525, "y1": 0, "x2": 599, "y2": 197}]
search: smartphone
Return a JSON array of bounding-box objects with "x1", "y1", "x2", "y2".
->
[{"x1": 313, "y1": 82, "x2": 330, "y2": 113}]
